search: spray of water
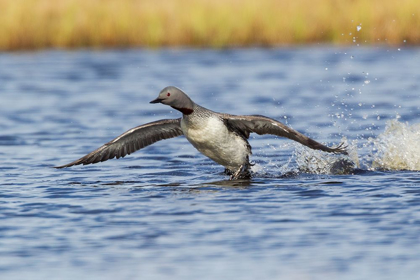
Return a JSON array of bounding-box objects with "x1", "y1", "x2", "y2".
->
[
  {"x1": 368, "y1": 120, "x2": 420, "y2": 171},
  {"x1": 292, "y1": 119, "x2": 420, "y2": 175},
  {"x1": 250, "y1": 119, "x2": 419, "y2": 177},
  {"x1": 294, "y1": 138, "x2": 357, "y2": 175}
]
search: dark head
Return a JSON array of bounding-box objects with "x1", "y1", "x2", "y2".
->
[{"x1": 150, "y1": 86, "x2": 194, "y2": 115}]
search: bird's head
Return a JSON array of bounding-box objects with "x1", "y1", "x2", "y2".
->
[{"x1": 150, "y1": 86, "x2": 194, "y2": 115}]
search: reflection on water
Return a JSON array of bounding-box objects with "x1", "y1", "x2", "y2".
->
[
  {"x1": 0, "y1": 47, "x2": 420, "y2": 280},
  {"x1": 198, "y1": 178, "x2": 253, "y2": 188}
]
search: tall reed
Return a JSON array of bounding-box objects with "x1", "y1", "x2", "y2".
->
[{"x1": 0, "y1": 0, "x2": 418, "y2": 50}]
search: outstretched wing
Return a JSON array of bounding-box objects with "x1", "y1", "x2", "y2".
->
[
  {"x1": 223, "y1": 114, "x2": 347, "y2": 155},
  {"x1": 55, "y1": 118, "x2": 183, "y2": 168}
]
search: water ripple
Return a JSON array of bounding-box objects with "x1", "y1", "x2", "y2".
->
[{"x1": 1, "y1": 48, "x2": 420, "y2": 280}]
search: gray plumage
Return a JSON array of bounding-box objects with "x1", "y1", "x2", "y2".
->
[
  {"x1": 55, "y1": 119, "x2": 182, "y2": 168},
  {"x1": 222, "y1": 114, "x2": 345, "y2": 154},
  {"x1": 56, "y1": 86, "x2": 347, "y2": 179}
]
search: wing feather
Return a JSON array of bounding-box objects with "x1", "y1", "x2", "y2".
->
[
  {"x1": 55, "y1": 118, "x2": 183, "y2": 168},
  {"x1": 223, "y1": 114, "x2": 347, "y2": 155}
]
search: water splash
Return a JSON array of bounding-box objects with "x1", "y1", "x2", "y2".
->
[
  {"x1": 292, "y1": 120, "x2": 420, "y2": 174},
  {"x1": 294, "y1": 138, "x2": 357, "y2": 175},
  {"x1": 369, "y1": 120, "x2": 420, "y2": 171},
  {"x1": 251, "y1": 153, "x2": 298, "y2": 178}
]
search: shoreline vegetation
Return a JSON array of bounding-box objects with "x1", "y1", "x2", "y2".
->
[{"x1": 1, "y1": 0, "x2": 419, "y2": 51}]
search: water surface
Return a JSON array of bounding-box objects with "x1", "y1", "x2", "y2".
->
[{"x1": 1, "y1": 47, "x2": 420, "y2": 279}]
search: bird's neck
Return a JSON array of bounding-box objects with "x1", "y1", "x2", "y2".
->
[{"x1": 171, "y1": 106, "x2": 194, "y2": 115}]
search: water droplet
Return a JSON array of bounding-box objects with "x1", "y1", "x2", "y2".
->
[
  {"x1": 325, "y1": 68, "x2": 328, "y2": 70},
  {"x1": 357, "y1": 25, "x2": 362, "y2": 32},
  {"x1": 364, "y1": 80, "x2": 370, "y2": 84},
  {"x1": 350, "y1": 55, "x2": 354, "y2": 59},
  {"x1": 404, "y1": 40, "x2": 407, "y2": 43},
  {"x1": 358, "y1": 103, "x2": 362, "y2": 106},
  {"x1": 398, "y1": 48, "x2": 401, "y2": 51}
]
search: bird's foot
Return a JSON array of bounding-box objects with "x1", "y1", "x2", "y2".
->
[
  {"x1": 230, "y1": 164, "x2": 251, "y2": 180},
  {"x1": 224, "y1": 168, "x2": 233, "y2": 175}
]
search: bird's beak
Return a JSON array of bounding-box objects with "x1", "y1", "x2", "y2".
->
[{"x1": 150, "y1": 98, "x2": 163, "y2": 104}]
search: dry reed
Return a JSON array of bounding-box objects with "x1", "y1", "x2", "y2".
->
[{"x1": 0, "y1": 0, "x2": 419, "y2": 50}]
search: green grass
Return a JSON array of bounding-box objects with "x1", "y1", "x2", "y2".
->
[{"x1": 0, "y1": 0, "x2": 419, "y2": 50}]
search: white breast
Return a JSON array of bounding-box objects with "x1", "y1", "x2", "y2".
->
[{"x1": 181, "y1": 116, "x2": 249, "y2": 171}]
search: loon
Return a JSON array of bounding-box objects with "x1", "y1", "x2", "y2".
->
[{"x1": 55, "y1": 86, "x2": 347, "y2": 179}]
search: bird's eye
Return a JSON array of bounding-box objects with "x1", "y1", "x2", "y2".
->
[{"x1": 167, "y1": 92, "x2": 170, "y2": 97}]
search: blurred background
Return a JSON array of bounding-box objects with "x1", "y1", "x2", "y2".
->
[{"x1": 1, "y1": 0, "x2": 419, "y2": 50}]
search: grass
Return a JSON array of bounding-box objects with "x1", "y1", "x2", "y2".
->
[{"x1": 0, "y1": 0, "x2": 419, "y2": 50}]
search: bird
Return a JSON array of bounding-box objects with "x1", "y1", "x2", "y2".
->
[{"x1": 55, "y1": 86, "x2": 347, "y2": 179}]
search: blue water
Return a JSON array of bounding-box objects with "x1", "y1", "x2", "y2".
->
[{"x1": 1, "y1": 47, "x2": 420, "y2": 280}]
